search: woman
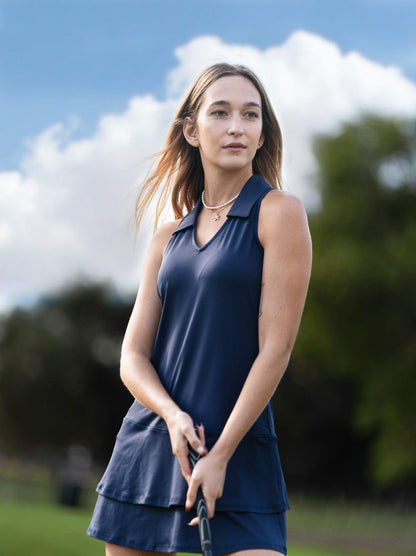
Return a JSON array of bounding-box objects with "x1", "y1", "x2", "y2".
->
[{"x1": 88, "y1": 63, "x2": 312, "y2": 556}]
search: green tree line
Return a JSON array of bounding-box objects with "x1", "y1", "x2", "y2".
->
[{"x1": 0, "y1": 114, "x2": 415, "y2": 496}]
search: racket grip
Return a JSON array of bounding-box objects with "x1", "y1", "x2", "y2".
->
[{"x1": 196, "y1": 489, "x2": 212, "y2": 555}]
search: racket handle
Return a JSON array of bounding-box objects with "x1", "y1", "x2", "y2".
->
[{"x1": 196, "y1": 489, "x2": 212, "y2": 556}]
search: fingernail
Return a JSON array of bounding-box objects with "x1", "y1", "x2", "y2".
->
[
  {"x1": 185, "y1": 500, "x2": 191, "y2": 509},
  {"x1": 197, "y1": 446, "x2": 205, "y2": 455}
]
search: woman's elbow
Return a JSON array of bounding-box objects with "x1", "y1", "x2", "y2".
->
[
  {"x1": 276, "y1": 344, "x2": 292, "y2": 371},
  {"x1": 119, "y1": 349, "x2": 135, "y2": 384},
  {"x1": 262, "y1": 339, "x2": 293, "y2": 372},
  {"x1": 119, "y1": 347, "x2": 150, "y2": 384}
]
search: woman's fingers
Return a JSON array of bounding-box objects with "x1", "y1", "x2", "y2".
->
[
  {"x1": 185, "y1": 449, "x2": 227, "y2": 523},
  {"x1": 166, "y1": 411, "x2": 206, "y2": 483},
  {"x1": 186, "y1": 423, "x2": 207, "y2": 456},
  {"x1": 195, "y1": 423, "x2": 206, "y2": 447},
  {"x1": 179, "y1": 421, "x2": 206, "y2": 482},
  {"x1": 178, "y1": 450, "x2": 192, "y2": 483},
  {"x1": 204, "y1": 493, "x2": 216, "y2": 519},
  {"x1": 185, "y1": 472, "x2": 199, "y2": 510},
  {"x1": 186, "y1": 494, "x2": 216, "y2": 523},
  {"x1": 185, "y1": 471, "x2": 216, "y2": 519}
]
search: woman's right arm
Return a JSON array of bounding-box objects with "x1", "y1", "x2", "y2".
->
[{"x1": 120, "y1": 221, "x2": 206, "y2": 480}]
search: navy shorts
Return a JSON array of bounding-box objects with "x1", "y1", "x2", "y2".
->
[{"x1": 87, "y1": 494, "x2": 287, "y2": 554}]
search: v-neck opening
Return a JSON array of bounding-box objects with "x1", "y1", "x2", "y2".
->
[{"x1": 192, "y1": 205, "x2": 231, "y2": 251}]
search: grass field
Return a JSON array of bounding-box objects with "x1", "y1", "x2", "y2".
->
[{"x1": 1, "y1": 497, "x2": 415, "y2": 555}]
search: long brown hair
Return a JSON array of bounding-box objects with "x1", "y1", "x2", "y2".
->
[{"x1": 135, "y1": 63, "x2": 283, "y2": 230}]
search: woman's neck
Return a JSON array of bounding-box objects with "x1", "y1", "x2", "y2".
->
[{"x1": 202, "y1": 167, "x2": 253, "y2": 206}]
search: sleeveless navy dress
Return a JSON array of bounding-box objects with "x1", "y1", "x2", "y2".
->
[{"x1": 87, "y1": 175, "x2": 289, "y2": 554}]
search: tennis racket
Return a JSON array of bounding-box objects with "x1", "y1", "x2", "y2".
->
[{"x1": 188, "y1": 444, "x2": 213, "y2": 556}]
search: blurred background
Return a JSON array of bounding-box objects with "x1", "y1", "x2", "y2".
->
[{"x1": 0, "y1": 1, "x2": 415, "y2": 554}]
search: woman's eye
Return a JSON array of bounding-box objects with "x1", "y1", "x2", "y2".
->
[
  {"x1": 211, "y1": 110, "x2": 227, "y2": 117},
  {"x1": 245, "y1": 111, "x2": 259, "y2": 119}
]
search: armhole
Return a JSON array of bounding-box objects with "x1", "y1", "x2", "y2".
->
[
  {"x1": 156, "y1": 221, "x2": 182, "y2": 299},
  {"x1": 161, "y1": 232, "x2": 175, "y2": 259},
  {"x1": 253, "y1": 189, "x2": 273, "y2": 255},
  {"x1": 161, "y1": 219, "x2": 182, "y2": 259}
]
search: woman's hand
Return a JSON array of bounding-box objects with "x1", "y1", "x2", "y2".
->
[
  {"x1": 165, "y1": 409, "x2": 207, "y2": 483},
  {"x1": 185, "y1": 450, "x2": 228, "y2": 523}
]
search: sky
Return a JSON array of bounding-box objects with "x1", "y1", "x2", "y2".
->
[{"x1": 1, "y1": 0, "x2": 416, "y2": 313}]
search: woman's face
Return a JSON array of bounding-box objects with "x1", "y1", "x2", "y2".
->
[{"x1": 185, "y1": 75, "x2": 264, "y2": 177}]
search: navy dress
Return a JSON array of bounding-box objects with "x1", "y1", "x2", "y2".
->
[{"x1": 88, "y1": 175, "x2": 289, "y2": 554}]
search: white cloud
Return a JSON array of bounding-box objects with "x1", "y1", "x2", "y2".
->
[{"x1": 1, "y1": 31, "x2": 416, "y2": 312}]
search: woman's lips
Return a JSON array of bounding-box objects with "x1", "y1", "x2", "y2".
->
[{"x1": 224, "y1": 143, "x2": 246, "y2": 152}]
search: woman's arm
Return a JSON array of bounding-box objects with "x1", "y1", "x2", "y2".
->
[
  {"x1": 120, "y1": 221, "x2": 207, "y2": 480},
  {"x1": 186, "y1": 190, "x2": 312, "y2": 520}
]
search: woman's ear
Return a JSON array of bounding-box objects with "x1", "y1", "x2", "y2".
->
[
  {"x1": 257, "y1": 133, "x2": 264, "y2": 150},
  {"x1": 183, "y1": 116, "x2": 200, "y2": 147}
]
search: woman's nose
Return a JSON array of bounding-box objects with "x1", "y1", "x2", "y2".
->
[{"x1": 228, "y1": 115, "x2": 244, "y2": 135}]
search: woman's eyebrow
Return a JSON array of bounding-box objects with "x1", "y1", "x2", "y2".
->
[{"x1": 207, "y1": 100, "x2": 261, "y2": 109}]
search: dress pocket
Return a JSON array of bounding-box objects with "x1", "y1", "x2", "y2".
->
[
  {"x1": 97, "y1": 417, "x2": 186, "y2": 507},
  {"x1": 216, "y1": 432, "x2": 289, "y2": 513}
]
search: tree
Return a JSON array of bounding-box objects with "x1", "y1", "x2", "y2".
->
[
  {"x1": 294, "y1": 114, "x2": 416, "y2": 489},
  {"x1": 0, "y1": 280, "x2": 134, "y2": 461}
]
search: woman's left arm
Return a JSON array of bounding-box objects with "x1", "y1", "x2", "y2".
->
[{"x1": 186, "y1": 191, "x2": 312, "y2": 519}]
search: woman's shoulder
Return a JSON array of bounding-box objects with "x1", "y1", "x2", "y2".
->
[
  {"x1": 154, "y1": 218, "x2": 183, "y2": 238},
  {"x1": 261, "y1": 188, "x2": 305, "y2": 213},
  {"x1": 259, "y1": 189, "x2": 306, "y2": 221},
  {"x1": 150, "y1": 218, "x2": 183, "y2": 255},
  {"x1": 258, "y1": 188, "x2": 310, "y2": 246}
]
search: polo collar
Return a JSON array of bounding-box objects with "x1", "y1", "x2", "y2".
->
[{"x1": 173, "y1": 174, "x2": 271, "y2": 234}]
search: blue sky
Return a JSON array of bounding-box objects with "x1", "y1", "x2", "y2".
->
[
  {"x1": 1, "y1": 0, "x2": 416, "y2": 312},
  {"x1": 1, "y1": 0, "x2": 414, "y2": 169}
]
